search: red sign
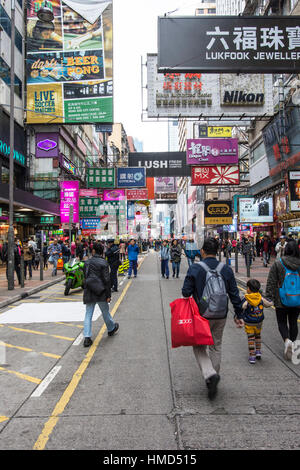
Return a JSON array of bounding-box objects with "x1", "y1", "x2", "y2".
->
[
  {"x1": 126, "y1": 189, "x2": 148, "y2": 200},
  {"x1": 191, "y1": 165, "x2": 240, "y2": 185}
]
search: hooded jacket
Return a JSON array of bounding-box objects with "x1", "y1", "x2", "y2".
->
[
  {"x1": 83, "y1": 254, "x2": 111, "y2": 304},
  {"x1": 266, "y1": 256, "x2": 300, "y2": 308},
  {"x1": 242, "y1": 292, "x2": 272, "y2": 323}
]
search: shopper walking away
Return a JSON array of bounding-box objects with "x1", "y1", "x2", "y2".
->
[
  {"x1": 106, "y1": 239, "x2": 120, "y2": 292},
  {"x1": 119, "y1": 240, "x2": 126, "y2": 262},
  {"x1": 62, "y1": 240, "x2": 71, "y2": 271},
  {"x1": 71, "y1": 240, "x2": 76, "y2": 259},
  {"x1": 275, "y1": 235, "x2": 287, "y2": 260},
  {"x1": 83, "y1": 243, "x2": 119, "y2": 347},
  {"x1": 159, "y1": 240, "x2": 170, "y2": 279},
  {"x1": 182, "y1": 238, "x2": 243, "y2": 400},
  {"x1": 184, "y1": 237, "x2": 201, "y2": 268},
  {"x1": 127, "y1": 239, "x2": 139, "y2": 279},
  {"x1": 76, "y1": 239, "x2": 84, "y2": 261},
  {"x1": 242, "y1": 238, "x2": 254, "y2": 267},
  {"x1": 48, "y1": 239, "x2": 60, "y2": 276},
  {"x1": 22, "y1": 240, "x2": 33, "y2": 280},
  {"x1": 266, "y1": 240, "x2": 300, "y2": 361},
  {"x1": 240, "y1": 279, "x2": 272, "y2": 364},
  {"x1": 170, "y1": 239, "x2": 182, "y2": 278},
  {"x1": 43, "y1": 242, "x2": 48, "y2": 269},
  {"x1": 261, "y1": 235, "x2": 272, "y2": 267}
]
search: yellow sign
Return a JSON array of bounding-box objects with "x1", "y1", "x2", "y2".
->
[
  {"x1": 27, "y1": 83, "x2": 63, "y2": 124},
  {"x1": 207, "y1": 127, "x2": 232, "y2": 138},
  {"x1": 205, "y1": 217, "x2": 233, "y2": 225}
]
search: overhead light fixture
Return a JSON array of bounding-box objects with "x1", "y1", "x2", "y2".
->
[
  {"x1": 37, "y1": 6, "x2": 54, "y2": 22},
  {"x1": 19, "y1": 208, "x2": 33, "y2": 212}
]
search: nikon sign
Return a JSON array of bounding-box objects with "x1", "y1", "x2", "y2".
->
[{"x1": 158, "y1": 16, "x2": 300, "y2": 73}]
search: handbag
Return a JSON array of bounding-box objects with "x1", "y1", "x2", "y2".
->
[{"x1": 169, "y1": 297, "x2": 214, "y2": 348}]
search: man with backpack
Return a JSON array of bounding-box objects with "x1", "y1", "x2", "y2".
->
[{"x1": 182, "y1": 238, "x2": 243, "y2": 400}]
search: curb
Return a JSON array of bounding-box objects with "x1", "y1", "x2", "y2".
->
[{"x1": 0, "y1": 275, "x2": 65, "y2": 310}]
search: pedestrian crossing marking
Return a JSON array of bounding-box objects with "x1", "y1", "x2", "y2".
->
[
  {"x1": 0, "y1": 325, "x2": 75, "y2": 342},
  {"x1": 2, "y1": 342, "x2": 61, "y2": 359},
  {"x1": 0, "y1": 416, "x2": 9, "y2": 424},
  {"x1": 0, "y1": 366, "x2": 41, "y2": 384},
  {"x1": 55, "y1": 322, "x2": 83, "y2": 329}
]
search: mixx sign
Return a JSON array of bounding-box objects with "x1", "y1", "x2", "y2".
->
[{"x1": 158, "y1": 16, "x2": 300, "y2": 73}]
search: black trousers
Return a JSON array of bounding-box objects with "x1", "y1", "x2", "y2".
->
[
  {"x1": 276, "y1": 307, "x2": 300, "y2": 342},
  {"x1": 110, "y1": 265, "x2": 118, "y2": 291}
]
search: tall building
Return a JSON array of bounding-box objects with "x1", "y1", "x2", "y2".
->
[
  {"x1": 196, "y1": 1, "x2": 216, "y2": 15},
  {"x1": 216, "y1": 0, "x2": 245, "y2": 15}
]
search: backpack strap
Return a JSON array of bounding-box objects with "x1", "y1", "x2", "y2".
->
[
  {"x1": 198, "y1": 261, "x2": 225, "y2": 274},
  {"x1": 216, "y1": 262, "x2": 225, "y2": 274},
  {"x1": 198, "y1": 261, "x2": 210, "y2": 273}
]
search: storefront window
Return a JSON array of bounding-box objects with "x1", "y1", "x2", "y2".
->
[{"x1": 250, "y1": 141, "x2": 265, "y2": 165}]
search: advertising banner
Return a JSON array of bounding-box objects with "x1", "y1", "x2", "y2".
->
[
  {"x1": 127, "y1": 201, "x2": 135, "y2": 220},
  {"x1": 80, "y1": 189, "x2": 98, "y2": 197},
  {"x1": 289, "y1": 171, "x2": 300, "y2": 211},
  {"x1": 155, "y1": 177, "x2": 177, "y2": 193},
  {"x1": 239, "y1": 197, "x2": 274, "y2": 223},
  {"x1": 187, "y1": 138, "x2": 238, "y2": 165},
  {"x1": 103, "y1": 189, "x2": 125, "y2": 201},
  {"x1": 36, "y1": 132, "x2": 59, "y2": 157},
  {"x1": 26, "y1": 0, "x2": 113, "y2": 124},
  {"x1": 87, "y1": 167, "x2": 115, "y2": 188},
  {"x1": 204, "y1": 200, "x2": 232, "y2": 225},
  {"x1": 60, "y1": 180, "x2": 79, "y2": 223},
  {"x1": 191, "y1": 165, "x2": 240, "y2": 185},
  {"x1": 147, "y1": 54, "x2": 273, "y2": 119},
  {"x1": 79, "y1": 196, "x2": 101, "y2": 217},
  {"x1": 129, "y1": 152, "x2": 190, "y2": 177},
  {"x1": 126, "y1": 189, "x2": 148, "y2": 200},
  {"x1": 117, "y1": 167, "x2": 146, "y2": 188},
  {"x1": 158, "y1": 16, "x2": 300, "y2": 73},
  {"x1": 198, "y1": 126, "x2": 232, "y2": 138},
  {"x1": 80, "y1": 218, "x2": 101, "y2": 229}
]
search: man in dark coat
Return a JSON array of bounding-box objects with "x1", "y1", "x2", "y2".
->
[
  {"x1": 106, "y1": 239, "x2": 120, "y2": 292},
  {"x1": 83, "y1": 243, "x2": 119, "y2": 347}
]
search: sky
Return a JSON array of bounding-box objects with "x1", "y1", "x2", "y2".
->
[{"x1": 113, "y1": 0, "x2": 201, "y2": 152}]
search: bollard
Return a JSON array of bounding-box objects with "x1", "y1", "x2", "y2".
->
[
  {"x1": 40, "y1": 252, "x2": 44, "y2": 281},
  {"x1": 20, "y1": 255, "x2": 25, "y2": 288},
  {"x1": 226, "y1": 247, "x2": 229, "y2": 265},
  {"x1": 235, "y1": 245, "x2": 239, "y2": 273},
  {"x1": 246, "y1": 252, "x2": 251, "y2": 278}
]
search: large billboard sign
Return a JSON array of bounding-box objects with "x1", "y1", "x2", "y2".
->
[
  {"x1": 117, "y1": 167, "x2": 146, "y2": 188},
  {"x1": 128, "y1": 152, "x2": 190, "y2": 177},
  {"x1": 187, "y1": 138, "x2": 239, "y2": 165},
  {"x1": 204, "y1": 201, "x2": 232, "y2": 225},
  {"x1": 147, "y1": 54, "x2": 273, "y2": 119},
  {"x1": 26, "y1": 0, "x2": 113, "y2": 124},
  {"x1": 158, "y1": 16, "x2": 300, "y2": 74},
  {"x1": 191, "y1": 166, "x2": 240, "y2": 185},
  {"x1": 239, "y1": 197, "x2": 274, "y2": 223},
  {"x1": 289, "y1": 171, "x2": 300, "y2": 211},
  {"x1": 60, "y1": 180, "x2": 79, "y2": 223}
]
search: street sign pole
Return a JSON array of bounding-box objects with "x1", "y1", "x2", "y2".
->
[{"x1": 69, "y1": 204, "x2": 74, "y2": 245}]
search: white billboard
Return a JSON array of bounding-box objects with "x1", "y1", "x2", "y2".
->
[
  {"x1": 239, "y1": 197, "x2": 274, "y2": 223},
  {"x1": 147, "y1": 54, "x2": 274, "y2": 119}
]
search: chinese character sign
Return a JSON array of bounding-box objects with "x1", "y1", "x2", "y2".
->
[
  {"x1": 239, "y1": 197, "x2": 273, "y2": 223},
  {"x1": 117, "y1": 168, "x2": 146, "y2": 188},
  {"x1": 191, "y1": 166, "x2": 240, "y2": 185},
  {"x1": 87, "y1": 168, "x2": 115, "y2": 188},
  {"x1": 60, "y1": 181, "x2": 79, "y2": 223},
  {"x1": 158, "y1": 16, "x2": 300, "y2": 73},
  {"x1": 204, "y1": 201, "x2": 233, "y2": 225},
  {"x1": 187, "y1": 139, "x2": 238, "y2": 165}
]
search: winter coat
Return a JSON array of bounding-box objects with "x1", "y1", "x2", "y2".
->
[
  {"x1": 106, "y1": 245, "x2": 120, "y2": 268},
  {"x1": 159, "y1": 246, "x2": 170, "y2": 260},
  {"x1": 128, "y1": 244, "x2": 139, "y2": 261},
  {"x1": 83, "y1": 254, "x2": 111, "y2": 304},
  {"x1": 23, "y1": 245, "x2": 34, "y2": 261},
  {"x1": 275, "y1": 241, "x2": 287, "y2": 260},
  {"x1": 170, "y1": 245, "x2": 182, "y2": 263},
  {"x1": 242, "y1": 242, "x2": 253, "y2": 257},
  {"x1": 266, "y1": 256, "x2": 300, "y2": 308}
]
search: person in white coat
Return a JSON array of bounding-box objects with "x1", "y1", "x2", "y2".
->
[{"x1": 275, "y1": 236, "x2": 287, "y2": 260}]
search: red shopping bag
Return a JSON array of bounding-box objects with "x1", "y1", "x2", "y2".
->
[{"x1": 170, "y1": 297, "x2": 214, "y2": 348}]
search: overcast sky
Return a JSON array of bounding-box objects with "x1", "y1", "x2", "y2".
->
[{"x1": 113, "y1": 0, "x2": 200, "y2": 152}]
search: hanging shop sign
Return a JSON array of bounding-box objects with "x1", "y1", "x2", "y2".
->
[
  {"x1": 103, "y1": 189, "x2": 125, "y2": 201},
  {"x1": 0, "y1": 109, "x2": 26, "y2": 167},
  {"x1": 239, "y1": 197, "x2": 274, "y2": 223},
  {"x1": 129, "y1": 152, "x2": 190, "y2": 177},
  {"x1": 204, "y1": 201, "x2": 232, "y2": 225},
  {"x1": 36, "y1": 132, "x2": 59, "y2": 158},
  {"x1": 274, "y1": 188, "x2": 287, "y2": 216},
  {"x1": 80, "y1": 218, "x2": 101, "y2": 230},
  {"x1": 187, "y1": 138, "x2": 238, "y2": 165},
  {"x1": 79, "y1": 197, "x2": 101, "y2": 217},
  {"x1": 117, "y1": 167, "x2": 146, "y2": 188},
  {"x1": 79, "y1": 189, "x2": 98, "y2": 197},
  {"x1": 198, "y1": 126, "x2": 232, "y2": 138},
  {"x1": 60, "y1": 180, "x2": 79, "y2": 224},
  {"x1": 87, "y1": 167, "x2": 115, "y2": 188},
  {"x1": 155, "y1": 177, "x2": 177, "y2": 194},
  {"x1": 60, "y1": 154, "x2": 77, "y2": 176},
  {"x1": 26, "y1": 0, "x2": 113, "y2": 124},
  {"x1": 191, "y1": 165, "x2": 240, "y2": 185},
  {"x1": 155, "y1": 193, "x2": 177, "y2": 201},
  {"x1": 126, "y1": 189, "x2": 148, "y2": 200},
  {"x1": 158, "y1": 16, "x2": 300, "y2": 74},
  {"x1": 289, "y1": 171, "x2": 300, "y2": 211},
  {"x1": 147, "y1": 54, "x2": 273, "y2": 119}
]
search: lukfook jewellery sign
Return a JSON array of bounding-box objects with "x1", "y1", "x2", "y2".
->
[{"x1": 158, "y1": 16, "x2": 300, "y2": 73}]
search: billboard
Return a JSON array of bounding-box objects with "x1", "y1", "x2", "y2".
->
[
  {"x1": 204, "y1": 201, "x2": 232, "y2": 225},
  {"x1": 155, "y1": 177, "x2": 177, "y2": 193},
  {"x1": 128, "y1": 152, "x2": 190, "y2": 177},
  {"x1": 187, "y1": 138, "x2": 238, "y2": 165},
  {"x1": 87, "y1": 167, "x2": 115, "y2": 188},
  {"x1": 147, "y1": 54, "x2": 273, "y2": 119},
  {"x1": 117, "y1": 167, "x2": 146, "y2": 188},
  {"x1": 289, "y1": 171, "x2": 300, "y2": 211},
  {"x1": 126, "y1": 189, "x2": 148, "y2": 200},
  {"x1": 80, "y1": 218, "x2": 101, "y2": 229},
  {"x1": 239, "y1": 197, "x2": 273, "y2": 223},
  {"x1": 26, "y1": 0, "x2": 113, "y2": 124},
  {"x1": 158, "y1": 16, "x2": 300, "y2": 74},
  {"x1": 198, "y1": 126, "x2": 232, "y2": 138},
  {"x1": 103, "y1": 189, "x2": 125, "y2": 201},
  {"x1": 36, "y1": 132, "x2": 59, "y2": 158},
  {"x1": 191, "y1": 166, "x2": 240, "y2": 185},
  {"x1": 60, "y1": 180, "x2": 79, "y2": 223}
]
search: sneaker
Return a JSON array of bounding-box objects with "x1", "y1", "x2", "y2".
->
[
  {"x1": 108, "y1": 322, "x2": 119, "y2": 337},
  {"x1": 206, "y1": 373, "x2": 220, "y2": 400},
  {"x1": 284, "y1": 339, "x2": 293, "y2": 361},
  {"x1": 249, "y1": 355, "x2": 256, "y2": 364},
  {"x1": 83, "y1": 337, "x2": 93, "y2": 347},
  {"x1": 255, "y1": 350, "x2": 262, "y2": 360},
  {"x1": 128, "y1": 276, "x2": 131, "y2": 279},
  {"x1": 172, "y1": 273, "x2": 175, "y2": 278}
]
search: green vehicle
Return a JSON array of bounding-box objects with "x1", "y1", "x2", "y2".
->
[{"x1": 64, "y1": 258, "x2": 85, "y2": 296}]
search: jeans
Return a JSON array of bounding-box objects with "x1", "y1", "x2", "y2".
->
[
  {"x1": 262, "y1": 251, "x2": 269, "y2": 267},
  {"x1": 128, "y1": 259, "x2": 137, "y2": 277},
  {"x1": 63, "y1": 256, "x2": 69, "y2": 272},
  {"x1": 187, "y1": 258, "x2": 195, "y2": 268},
  {"x1": 24, "y1": 260, "x2": 32, "y2": 279},
  {"x1": 161, "y1": 259, "x2": 169, "y2": 278},
  {"x1": 244, "y1": 255, "x2": 252, "y2": 267},
  {"x1": 172, "y1": 261, "x2": 180, "y2": 277},
  {"x1": 51, "y1": 256, "x2": 58, "y2": 276},
  {"x1": 193, "y1": 318, "x2": 227, "y2": 381},
  {"x1": 84, "y1": 302, "x2": 115, "y2": 338}
]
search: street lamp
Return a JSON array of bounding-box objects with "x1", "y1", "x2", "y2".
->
[{"x1": 37, "y1": 7, "x2": 54, "y2": 22}]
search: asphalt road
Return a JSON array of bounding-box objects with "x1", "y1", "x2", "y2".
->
[{"x1": 0, "y1": 251, "x2": 299, "y2": 450}]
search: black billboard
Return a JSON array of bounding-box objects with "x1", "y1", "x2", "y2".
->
[
  {"x1": 158, "y1": 16, "x2": 300, "y2": 73},
  {"x1": 128, "y1": 152, "x2": 190, "y2": 177}
]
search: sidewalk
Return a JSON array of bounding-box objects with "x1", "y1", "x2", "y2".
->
[{"x1": 0, "y1": 266, "x2": 65, "y2": 308}]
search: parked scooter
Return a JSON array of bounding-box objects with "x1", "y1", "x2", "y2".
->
[{"x1": 64, "y1": 258, "x2": 85, "y2": 296}]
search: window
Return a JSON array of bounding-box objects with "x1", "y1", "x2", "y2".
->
[
  {"x1": 208, "y1": 8, "x2": 216, "y2": 13},
  {"x1": 0, "y1": 57, "x2": 22, "y2": 98},
  {"x1": 250, "y1": 141, "x2": 265, "y2": 164},
  {"x1": 0, "y1": 6, "x2": 23, "y2": 54}
]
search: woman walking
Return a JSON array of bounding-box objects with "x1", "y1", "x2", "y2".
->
[
  {"x1": 266, "y1": 240, "x2": 300, "y2": 360},
  {"x1": 170, "y1": 239, "x2": 182, "y2": 278}
]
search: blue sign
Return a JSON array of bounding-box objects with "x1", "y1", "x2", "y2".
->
[
  {"x1": 117, "y1": 167, "x2": 146, "y2": 188},
  {"x1": 80, "y1": 218, "x2": 101, "y2": 230},
  {"x1": 95, "y1": 124, "x2": 113, "y2": 133}
]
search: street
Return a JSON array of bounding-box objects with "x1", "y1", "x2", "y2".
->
[{"x1": 0, "y1": 251, "x2": 299, "y2": 450}]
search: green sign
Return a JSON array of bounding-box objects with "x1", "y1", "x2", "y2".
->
[
  {"x1": 40, "y1": 216, "x2": 55, "y2": 224},
  {"x1": 79, "y1": 197, "x2": 101, "y2": 217},
  {"x1": 87, "y1": 168, "x2": 115, "y2": 188},
  {"x1": 64, "y1": 97, "x2": 113, "y2": 124}
]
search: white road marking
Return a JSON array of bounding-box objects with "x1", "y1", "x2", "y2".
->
[
  {"x1": 72, "y1": 333, "x2": 83, "y2": 346},
  {"x1": 31, "y1": 366, "x2": 62, "y2": 398}
]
